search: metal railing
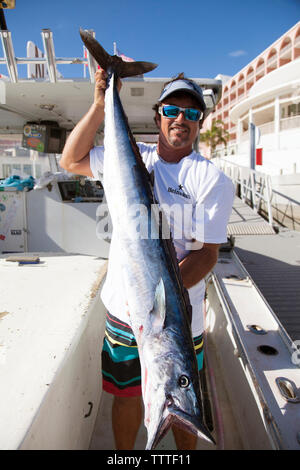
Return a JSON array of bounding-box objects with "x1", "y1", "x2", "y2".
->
[
  {"x1": 267, "y1": 189, "x2": 300, "y2": 231},
  {"x1": 0, "y1": 28, "x2": 97, "y2": 83},
  {"x1": 214, "y1": 158, "x2": 300, "y2": 230},
  {"x1": 280, "y1": 116, "x2": 300, "y2": 131},
  {"x1": 214, "y1": 158, "x2": 274, "y2": 225}
]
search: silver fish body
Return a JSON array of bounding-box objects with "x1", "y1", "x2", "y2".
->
[{"x1": 80, "y1": 30, "x2": 215, "y2": 449}]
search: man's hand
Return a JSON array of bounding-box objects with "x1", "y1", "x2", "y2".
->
[
  {"x1": 94, "y1": 68, "x2": 122, "y2": 107},
  {"x1": 179, "y1": 243, "x2": 220, "y2": 290},
  {"x1": 94, "y1": 68, "x2": 107, "y2": 107}
]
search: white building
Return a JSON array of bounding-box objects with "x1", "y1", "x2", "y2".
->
[
  {"x1": 201, "y1": 21, "x2": 300, "y2": 180},
  {"x1": 230, "y1": 58, "x2": 300, "y2": 176}
]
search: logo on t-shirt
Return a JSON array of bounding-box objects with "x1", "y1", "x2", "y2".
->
[{"x1": 167, "y1": 184, "x2": 191, "y2": 199}]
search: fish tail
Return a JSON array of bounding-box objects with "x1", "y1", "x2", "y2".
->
[{"x1": 80, "y1": 29, "x2": 157, "y2": 78}]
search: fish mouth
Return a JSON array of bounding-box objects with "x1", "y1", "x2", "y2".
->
[{"x1": 145, "y1": 396, "x2": 216, "y2": 450}]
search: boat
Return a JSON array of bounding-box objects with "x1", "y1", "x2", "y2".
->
[{"x1": 0, "y1": 27, "x2": 300, "y2": 451}]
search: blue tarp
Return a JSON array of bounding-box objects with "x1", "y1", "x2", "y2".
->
[{"x1": 0, "y1": 175, "x2": 35, "y2": 191}]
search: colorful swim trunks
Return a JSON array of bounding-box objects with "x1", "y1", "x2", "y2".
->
[{"x1": 101, "y1": 312, "x2": 204, "y2": 397}]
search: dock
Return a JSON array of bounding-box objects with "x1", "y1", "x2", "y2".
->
[{"x1": 228, "y1": 197, "x2": 300, "y2": 342}]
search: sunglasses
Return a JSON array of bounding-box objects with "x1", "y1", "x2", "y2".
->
[{"x1": 158, "y1": 105, "x2": 203, "y2": 122}]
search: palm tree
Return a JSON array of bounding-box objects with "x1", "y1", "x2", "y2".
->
[{"x1": 200, "y1": 119, "x2": 229, "y2": 157}]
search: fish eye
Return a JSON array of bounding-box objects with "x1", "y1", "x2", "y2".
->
[{"x1": 178, "y1": 375, "x2": 190, "y2": 388}]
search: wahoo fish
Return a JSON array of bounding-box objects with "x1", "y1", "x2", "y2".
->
[{"x1": 80, "y1": 29, "x2": 215, "y2": 450}]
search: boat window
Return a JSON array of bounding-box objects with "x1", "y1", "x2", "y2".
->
[{"x1": 0, "y1": 133, "x2": 50, "y2": 181}]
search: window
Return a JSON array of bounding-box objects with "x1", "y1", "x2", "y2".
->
[{"x1": 287, "y1": 103, "x2": 300, "y2": 117}]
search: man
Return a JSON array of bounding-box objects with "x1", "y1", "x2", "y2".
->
[{"x1": 60, "y1": 70, "x2": 234, "y2": 450}]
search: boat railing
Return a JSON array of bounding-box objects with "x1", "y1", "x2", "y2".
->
[{"x1": 0, "y1": 28, "x2": 97, "y2": 83}]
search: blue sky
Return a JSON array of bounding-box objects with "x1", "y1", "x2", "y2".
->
[{"x1": 1, "y1": 0, "x2": 299, "y2": 79}]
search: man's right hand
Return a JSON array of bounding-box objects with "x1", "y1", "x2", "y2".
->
[
  {"x1": 94, "y1": 68, "x2": 122, "y2": 107},
  {"x1": 94, "y1": 68, "x2": 108, "y2": 107}
]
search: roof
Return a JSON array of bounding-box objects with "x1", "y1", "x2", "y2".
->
[{"x1": 0, "y1": 76, "x2": 222, "y2": 136}]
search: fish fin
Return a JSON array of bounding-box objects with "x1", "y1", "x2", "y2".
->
[
  {"x1": 118, "y1": 60, "x2": 158, "y2": 78},
  {"x1": 80, "y1": 29, "x2": 157, "y2": 78},
  {"x1": 150, "y1": 278, "x2": 166, "y2": 333},
  {"x1": 80, "y1": 29, "x2": 111, "y2": 70}
]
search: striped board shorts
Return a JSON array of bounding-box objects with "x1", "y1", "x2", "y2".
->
[{"x1": 101, "y1": 312, "x2": 204, "y2": 397}]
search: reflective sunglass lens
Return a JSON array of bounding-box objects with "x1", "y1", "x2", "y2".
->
[
  {"x1": 161, "y1": 105, "x2": 202, "y2": 121},
  {"x1": 185, "y1": 109, "x2": 201, "y2": 121},
  {"x1": 163, "y1": 106, "x2": 179, "y2": 118}
]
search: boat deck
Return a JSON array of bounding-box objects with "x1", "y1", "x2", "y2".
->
[
  {"x1": 90, "y1": 196, "x2": 300, "y2": 451},
  {"x1": 0, "y1": 197, "x2": 299, "y2": 450},
  {"x1": 0, "y1": 252, "x2": 107, "y2": 450},
  {"x1": 228, "y1": 197, "x2": 300, "y2": 342}
]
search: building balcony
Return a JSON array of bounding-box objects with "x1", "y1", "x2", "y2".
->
[
  {"x1": 280, "y1": 115, "x2": 300, "y2": 130},
  {"x1": 280, "y1": 42, "x2": 292, "y2": 58},
  {"x1": 267, "y1": 56, "x2": 277, "y2": 67},
  {"x1": 255, "y1": 64, "x2": 265, "y2": 76},
  {"x1": 259, "y1": 121, "x2": 275, "y2": 135},
  {"x1": 240, "y1": 131, "x2": 248, "y2": 142}
]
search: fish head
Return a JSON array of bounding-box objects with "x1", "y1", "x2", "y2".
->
[
  {"x1": 142, "y1": 337, "x2": 215, "y2": 450},
  {"x1": 140, "y1": 278, "x2": 215, "y2": 449}
]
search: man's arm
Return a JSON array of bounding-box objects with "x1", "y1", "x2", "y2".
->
[
  {"x1": 179, "y1": 243, "x2": 219, "y2": 289},
  {"x1": 59, "y1": 69, "x2": 108, "y2": 177}
]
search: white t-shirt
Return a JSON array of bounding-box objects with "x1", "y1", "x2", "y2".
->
[{"x1": 90, "y1": 143, "x2": 234, "y2": 336}]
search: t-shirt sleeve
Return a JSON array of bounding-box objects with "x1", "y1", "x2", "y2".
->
[
  {"x1": 193, "y1": 173, "x2": 235, "y2": 244},
  {"x1": 90, "y1": 146, "x2": 105, "y2": 180}
]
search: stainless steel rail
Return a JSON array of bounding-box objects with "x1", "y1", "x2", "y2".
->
[
  {"x1": 214, "y1": 158, "x2": 274, "y2": 226},
  {"x1": 0, "y1": 28, "x2": 95, "y2": 83}
]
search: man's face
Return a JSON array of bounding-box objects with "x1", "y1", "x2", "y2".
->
[{"x1": 157, "y1": 94, "x2": 201, "y2": 151}]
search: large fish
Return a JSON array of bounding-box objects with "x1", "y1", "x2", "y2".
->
[{"x1": 80, "y1": 29, "x2": 215, "y2": 450}]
